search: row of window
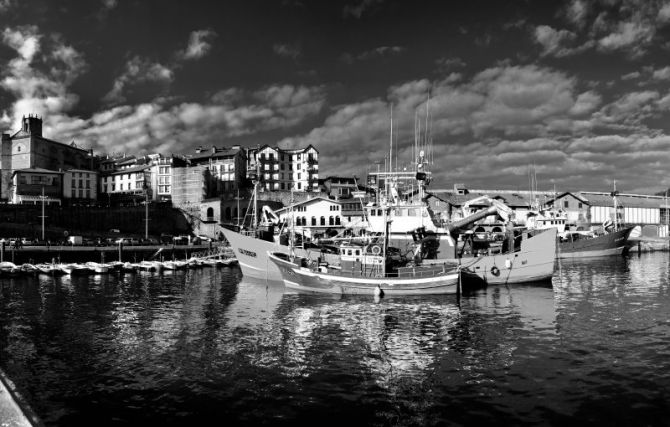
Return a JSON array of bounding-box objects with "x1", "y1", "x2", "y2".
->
[
  {"x1": 259, "y1": 153, "x2": 316, "y2": 162},
  {"x1": 263, "y1": 172, "x2": 307, "y2": 180},
  {"x1": 71, "y1": 179, "x2": 91, "y2": 189},
  {"x1": 294, "y1": 216, "x2": 342, "y2": 226}
]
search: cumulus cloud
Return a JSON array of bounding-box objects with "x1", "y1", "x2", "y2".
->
[
  {"x1": 0, "y1": 26, "x2": 87, "y2": 130},
  {"x1": 0, "y1": 0, "x2": 13, "y2": 13},
  {"x1": 533, "y1": 25, "x2": 579, "y2": 57},
  {"x1": 273, "y1": 43, "x2": 301, "y2": 59},
  {"x1": 103, "y1": 56, "x2": 173, "y2": 104},
  {"x1": 46, "y1": 83, "x2": 326, "y2": 156},
  {"x1": 652, "y1": 66, "x2": 670, "y2": 80},
  {"x1": 178, "y1": 29, "x2": 216, "y2": 60}
]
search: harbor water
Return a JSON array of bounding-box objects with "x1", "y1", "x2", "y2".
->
[{"x1": 1, "y1": 254, "x2": 670, "y2": 425}]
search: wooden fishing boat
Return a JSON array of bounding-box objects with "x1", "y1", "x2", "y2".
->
[
  {"x1": 557, "y1": 226, "x2": 633, "y2": 258},
  {"x1": 268, "y1": 241, "x2": 460, "y2": 296}
]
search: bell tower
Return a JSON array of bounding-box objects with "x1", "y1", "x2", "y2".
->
[{"x1": 22, "y1": 114, "x2": 42, "y2": 137}]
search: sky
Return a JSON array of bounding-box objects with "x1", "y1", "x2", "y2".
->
[{"x1": 1, "y1": 0, "x2": 670, "y2": 194}]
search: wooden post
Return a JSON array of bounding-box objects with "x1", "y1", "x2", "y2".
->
[
  {"x1": 118, "y1": 241, "x2": 123, "y2": 262},
  {"x1": 0, "y1": 241, "x2": 4, "y2": 262}
]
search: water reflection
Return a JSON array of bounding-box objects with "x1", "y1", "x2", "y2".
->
[{"x1": 2, "y1": 256, "x2": 670, "y2": 425}]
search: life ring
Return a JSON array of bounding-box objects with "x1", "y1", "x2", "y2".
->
[
  {"x1": 491, "y1": 266, "x2": 500, "y2": 276},
  {"x1": 371, "y1": 245, "x2": 382, "y2": 255}
]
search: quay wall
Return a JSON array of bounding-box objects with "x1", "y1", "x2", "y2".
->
[
  {"x1": 0, "y1": 204, "x2": 191, "y2": 240},
  {"x1": 0, "y1": 244, "x2": 218, "y2": 265}
]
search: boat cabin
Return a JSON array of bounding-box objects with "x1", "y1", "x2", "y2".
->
[{"x1": 338, "y1": 243, "x2": 385, "y2": 277}]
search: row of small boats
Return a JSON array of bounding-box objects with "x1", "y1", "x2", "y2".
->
[{"x1": 0, "y1": 257, "x2": 238, "y2": 277}]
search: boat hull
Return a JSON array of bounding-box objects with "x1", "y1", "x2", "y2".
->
[
  {"x1": 221, "y1": 228, "x2": 338, "y2": 280},
  {"x1": 269, "y1": 252, "x2": 460, "y2": 295},
  {"x1": 558, "y1": 227, "x2": 633, "y2": 259},
  {"x1": 442, "y1": 228, "x2": 557, "y2": 285}
]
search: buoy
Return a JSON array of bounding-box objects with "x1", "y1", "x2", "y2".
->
[
  {"x1": 374, "y1": 285, "x2": 384, "y2": 297},
  {"x1": 491, "y1": 266, "x2": 500, "y2": 276}
]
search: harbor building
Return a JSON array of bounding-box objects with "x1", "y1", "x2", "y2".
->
[
  {"x1": 100, "y1": 165, "x2": 151, "y2": 205},
  {"x1": 10, "y1": 168, "x2": 63, "y2": 205},
  {"x1": 547, "y1": 191, "x2": 668, "y2": 237},
  {"x1": 63, "y1": 169, "x2": 99, "y2": 204},
  {"x1": 98, "y1": 153, "x2": 186, "y2": 204},
  {"x1": 1, "y1": 115, "x2": 93, "y2": 201},
  {"x1": 246, "y1": 145, "x2": 319, "y2": 192},
  {"x1": 274, "y1": 196, "x2": 346, "y2": 237},
  {"x1": 187, "y1": 146, "x2": 246, "y2": 196}
]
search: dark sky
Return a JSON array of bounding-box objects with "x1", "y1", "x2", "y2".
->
[{"x1": 2, "y1": 0, "x2": 670, "y2": 193}]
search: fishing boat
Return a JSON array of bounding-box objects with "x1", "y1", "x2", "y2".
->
[
  {"x1": 557, "y1": 226, "x2": 633, "y2": 258},
  {"x1": 269, "y1": 240, "x2": 460, "y2": 296},
  {"x1": 453, "y1": 227, "x2": 557, "y2": 285},
  {"x1": 555, "y1": 185, "x2": 632, "y2": 258}
]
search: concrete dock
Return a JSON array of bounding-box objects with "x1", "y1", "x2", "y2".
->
[{"x1": 0, "y1": 369, "x2": 40, "y2": 426}]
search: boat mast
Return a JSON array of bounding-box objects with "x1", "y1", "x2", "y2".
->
[{"x1": 612, "y1": 180, "x2": 619, "y2": 232}]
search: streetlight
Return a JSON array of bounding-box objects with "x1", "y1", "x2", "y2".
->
[{"x1": 38, "y1": 186, "x2": 47, "y2": 241}]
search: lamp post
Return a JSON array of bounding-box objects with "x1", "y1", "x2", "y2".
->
[{"x1": 39, "y1": 186, "x2": 47, "y2": 241}]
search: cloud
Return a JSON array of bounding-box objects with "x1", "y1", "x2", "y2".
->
[
  {"x1": 652, "y1": 66, "x2": 670, "y2": 80},
  {"x1": 178, "y1": 29, "x2": 216, "y2": 60},
  {"x1": 273, "y1": 43, "x2": 301, "y2": 59},
  {"x1": 103, "y1": 56, "x2": 174, "y2": 104},
  {"x1": 101, "y1": 0, "x2": 117, "y2": 10},
  {"x1": 621, "y1": 71, "x2": 641, "y2": 80},
  {"x1": 0, "y1": 0, "x2": 13, "y2": 13},
  {"x1": 533, "y1": 25, "x2": 578, "y2": 57},
  {"x1": 658, "y1": 2, "x2": 670, "y2": 23},
  {"x1": 343, "y1": 0, "x2": 384, "y2": 19},
  {"x1": 597, "y1": 21, "x2": 655, "y2": 53},
  {"x1": 565, "y1": 0, "x2": 590, "y2": 28},
  {"x1": 1, "y1": 26, "x2": 87, "y2": 130},
  {"x1": 356, "y1": 46, "x2": 405, "y2": 60}
]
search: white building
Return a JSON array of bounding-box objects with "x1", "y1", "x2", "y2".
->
[
  {"x1": 247, "y1": 145, "x2": 319, "y2": 192},
  {"x1": 100, "y1": 165, "x2": 150, "y2": 203},
  {"x1": 275, "y1": 197, "x2": 348, "y2": 235}
]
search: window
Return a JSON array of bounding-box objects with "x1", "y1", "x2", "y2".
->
[
  {"x1": 329, "y1": 216, "x2": 334, "y2": 225},
  {"x1": 120, "y1": 183, "x2": 124, "y2": 190},
  {"x1": 298, "y1": 173, "x2": 301, "y2": 180},
  {"x1": 311, "y1": 217, "x2": 316, "y2": 226},
  {"x1": 298, "y1": 183, "x2": 301, "y2": 189},
  {"x1": 564, "y1": 200, "x2": 569, "y2": 208},
  {"x1": 335, "y1": 217, "x2": 341, "y2": 225},
  {"x1": 578, "y1": 203, "x2": 583, "y2": 208},
  {"x1": 71, "y1": 178, "x2": 76, "y2": 188},
  {"x1": 371, "y1": 209, "x2": 376, "y2": 216},
  {"x1": 320, "y1": 216, "x2": 325, "y2": 226}
]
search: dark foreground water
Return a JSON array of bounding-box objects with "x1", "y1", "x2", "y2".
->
[{"x1": 1, "y1": 254, "x2": 670, "y2": 426}]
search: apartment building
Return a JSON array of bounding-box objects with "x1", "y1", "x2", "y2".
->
[{"x1": 246, "y1": 145, "x2": 319, "y2": 192}]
